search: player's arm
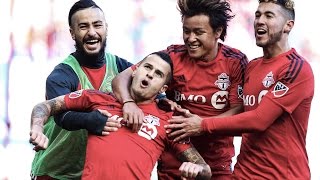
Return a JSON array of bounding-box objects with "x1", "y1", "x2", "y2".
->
[
  {"x1": 177, "y1": 147, "x2": 212, "y2": 180},
  {"x1": 29, "y1": 95, "x2": 66, "y2": 151},
  {"x1": 45, "y1": 66, "x2": 109, "y2": 135},
  {"x1": 165, "y1": 97, "x2": 284, "y2": 142},
  {"x1": 202, "y1": 96, "x2": 283, "y2": 134},
  {"x1": 112, "y1": 67, "x2": 144, "y2": 132}
]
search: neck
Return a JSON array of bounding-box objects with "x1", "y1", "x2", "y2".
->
[
  {"x1": 263, "y1": 39, "x2": 290, "y2": 59},
  {"x1": 129, "y1": 91, "x2": 156, "y2": 105},
  {"x1": 72, "y1": 49, "x2": 105, "y2": 68}
]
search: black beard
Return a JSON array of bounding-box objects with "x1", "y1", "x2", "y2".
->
[
  {"x1": 72, "y1": 39, "x2": 107, "y2": 68},
  {"x1": 74, "y1": 38, "x2": 107, "y2": 57}
]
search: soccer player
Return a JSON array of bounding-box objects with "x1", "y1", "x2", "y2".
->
[
  {"x1": 29, "y1": 0, "x2": 132, "y2": 179},
  {"x1": 112, "y1": 0, "x2": 248, "y2": 179},
  {"x1": 29, "y1": 52, "x2": 212, "y2": 180},
  {"x1": 164, "y1": 0, "x2": 314, "y2": 179}
]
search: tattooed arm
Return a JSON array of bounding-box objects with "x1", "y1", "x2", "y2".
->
[
  {"x1": 29, "y1": 95, "x2": 66, "y2": 151},
  {"x1": 177, "y1": 147, "x2": 212, "y2": 180}
]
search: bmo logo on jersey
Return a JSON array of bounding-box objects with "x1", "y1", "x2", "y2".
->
[
  {"x1": 243, "y1": 90, "x2": 268, "y2": 106},
  {"x1": 173, "y1": 90, "x2": 229, "y2": 110},
  {"x1": 211, "y1": 91, "x2": 229, "y2": 109}
]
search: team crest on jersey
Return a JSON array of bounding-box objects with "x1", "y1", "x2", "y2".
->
[
  {"x1": 68, "y1": 90, "x2": 83, "y2": 99},
  {"x1": 272, "y1": 81, "x2": 289, "y2": 97},
  {"x1": 215, "y1": 73, "x2": 230, "y2": 90},
  {"x1": 138, "y1": 122, "x2": 158, "y2": 140},
  {"x1": 144, "y1": 114, "x2": 160, "y2": 126},
  {"x1": 262, "y1": 72, "x2": 275, "y2": 88}
]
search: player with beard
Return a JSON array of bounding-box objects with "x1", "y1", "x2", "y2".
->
[
  {"x1": 164, "y1": 0, "x2": 314, "y2": 179},
  {"x1": 29, "y1": 52, "x2": 212, "y2": 180},
  {"x1": 29, "y1": 0, "x2": 132, "y2": 179}
]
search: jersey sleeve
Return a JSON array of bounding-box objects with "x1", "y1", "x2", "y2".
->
[
  {"x1": 264, "y1": 60, "x2": 314, "y2": 113},
  {"x1": 228, "y1": 51, "x2": 249, "y2": 105},
  {"x1": 115, "y1": 56, "x2": 133, "y2": 72},
  {"x1": 64, "y1": 89, "x2": 113, "y2": 111},
  {"x1": 166, "y1": 137, "x2": 192, "y2": 156},
  {"x1": 46, "y1": 63, "x2": 79, "y2": 100}
]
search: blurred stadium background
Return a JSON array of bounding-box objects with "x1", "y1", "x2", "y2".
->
[{"x1": 0, "y1": 0, "x2": 319, "y2": 179}]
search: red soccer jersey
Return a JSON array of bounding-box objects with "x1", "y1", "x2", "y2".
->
[
  {"x1": 158, "y1": 43, "x2": 248, "y2": 177},
  {"x1": 233, "y1": 48, "x2": 314, "y2": 179},
  {"x1": 64, "y1": 90, "x2": 191, "y2": 180}
]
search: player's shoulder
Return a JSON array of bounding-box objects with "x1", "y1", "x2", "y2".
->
[
  {"x1": 219, "y1": 43, "x2": 248, "y2": 63},
  {"x1": 166, "y1": 44, "x2": 188, "y2": 55},
  {"x1": 220, "y1": 44, "x2": 247, "y2": 57}
]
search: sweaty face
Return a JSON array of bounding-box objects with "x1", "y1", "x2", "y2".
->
[
  {"x1": 70, "y1": 7, "x2": 107, "y2": 56},
  {"x1": 254, "y1": 2, "x2": 288, "y2": 48},
  {"x1": 130, "y1": 55, "x2": 170, "y2": 103},
  {"x1": 182, "y1": 14, "x2": 220, "y2": 61}
]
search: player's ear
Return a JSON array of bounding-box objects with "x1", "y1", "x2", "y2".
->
[
  {"x1": 284, "y1": 20, "x2": 294, "y2": 34},
  {"x1": 215, "y1": 26, "x2": 223, "y2": 39},
  {"x1": 159, "y1": 85, "x2": 168, "y2": 94},
  {"x1": 132, "y1": 70, "x2": 136, "y2": 78},
  {"x1": 69, "y1": 28, "x2": 75, "y2": 40}
]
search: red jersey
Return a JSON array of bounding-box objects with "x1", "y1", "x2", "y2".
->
[
  {"x1": 158, "y1": 43, "x2": 248, "y2": 178},
  {"x1": 233, "y1": 48, "x2": 313, "y2": 179},
  {"x1": 64, "y1": 90, "x2": 191, "y2": 180}
]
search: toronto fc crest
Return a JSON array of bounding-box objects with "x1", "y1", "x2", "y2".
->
[
  {"x1": 215, "y1": 73, "x2": 230, "y2": 91},
  {"x1": 262, "y1": 71, "x2": 275, "y2": 88}
]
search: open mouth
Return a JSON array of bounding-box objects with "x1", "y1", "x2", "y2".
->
[
  {"x1": 256, "y1": 28, "x2": 267, "y2": 36},
  {"x1": 85, "y1": 39, "x2": 99, "y2": 45},
  {"x1": 141, "y1": 79, "x2": 149, "y2": 87},
  {"x1": 188, "y1": 44, "x2": 200, "y2": 50}
]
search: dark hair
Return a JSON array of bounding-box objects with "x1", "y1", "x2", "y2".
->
[
  {"x1": 258, "y1": 0, "x2": 295, "y2": 20},
  {"x1": 144, "y1": 51, "x2": 173, "y2": 84},
  {"x1": 68, "y1": 0, "x2": 103, "y2": 26},
  {"x1": 177, "y1": 0, "x2": 234, "y2": 41}
]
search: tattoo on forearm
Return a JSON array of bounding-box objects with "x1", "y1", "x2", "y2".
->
[
  {"x1": 31, "y1": 98, "x2": 66, "y2": 126},
  {"x1": 178, "y1": 147, "x2": 206, "y2": 164}
]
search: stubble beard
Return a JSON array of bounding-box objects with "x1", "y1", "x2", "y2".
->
[{"x1": 256, "y1": 30, "x2": 283, "y2": 48}]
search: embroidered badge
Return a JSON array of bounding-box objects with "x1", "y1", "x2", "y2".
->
[
  {"x1": 145, "y1": 114, "x2": 160, "y2": 126},
  {"x1": 272, "y1": 81, "x2": 289, "y2": 97},
  {"x1": 215, "y1": 73, "x2": 230, "y2": 91},
  {"x1": 262, "y1": 72, "x2": 275, "y2": 88},
  {"x1": 68, "y1": 90, "x2": 83, "y2": 99},
  {"x1": 138, "y1": 123, "x2": 157, "y2": 140}
]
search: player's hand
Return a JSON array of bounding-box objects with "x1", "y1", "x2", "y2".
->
[
  {"x1": 122, "y1": 102, "x2": 144, "y2": 132},
  {"x1": 97, "y1": 109, "x2": 121, "y2": 135},
  {"x1": 164, "y1": 113, "x2": 204, "y2": 142},
  {"x1": 179, "y1": 162, "x2": 211, "y2": 180},
  {"x1": 29, "y1": 124, "x2": 48, "y2": 152},
  {"x1": 157, "y1": 98, "x2": 185, "y2": 112}
]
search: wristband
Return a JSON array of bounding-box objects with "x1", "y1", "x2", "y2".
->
[{"x1": 123, "y1": 100, "x2": 135, "y2": 105}]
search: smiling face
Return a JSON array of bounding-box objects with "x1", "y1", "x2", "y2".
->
[
  {"x1": 254, "y1": 2, "x2": 293, "y2": 48},
  {"x1": 69, "y1": 7, "x2": 107, "y2": 56},
  {"x1": 130, "y1": 54, "x2": 171, "y2": 104},
  {"x1": 182, "y1": 14, "x2": 221, "y2": 61}
]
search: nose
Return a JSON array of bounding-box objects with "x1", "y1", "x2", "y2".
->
[
  {"x1": 187, "y1": 32, "x2": 197, "y2": 42},
  {"x1": 87, "y1": 26, "x2": 96, "y2": 36},
  {"x1": 255, "y1": 16, "x2": 265, "y2": 26},
  {"x1": 146, "y1": 70, "x2": 155, "y2": 79}
]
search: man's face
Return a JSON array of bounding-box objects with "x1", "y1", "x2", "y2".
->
[
  {"x1": 70, "y1": 7, "x2": 107, "y2": 55},
  {"x1": 254, "y1": 2, "x2": 289, "y2": 47},
  {"x1": 182, "y1": 14, "x2": 221, "y2": 61},
  {"x1": 130, "y1": 55, "x2": 171, "y2": 103}
]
